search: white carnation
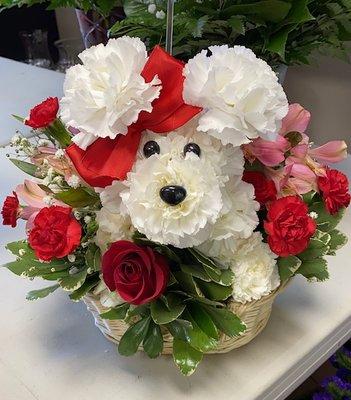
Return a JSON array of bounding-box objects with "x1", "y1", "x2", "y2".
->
[
  {"x1": 230, "y1": 232, "x2": 280, "y2": 303},
  {"x1": 183, "y1": 45, "x2": 288, "y2": 146},
  {"x1": 95, "y1": 207, "x2": 133, "y2": 252},
  {"x1": 60, "y1": 36, "x2": 161, "y2": 149}
]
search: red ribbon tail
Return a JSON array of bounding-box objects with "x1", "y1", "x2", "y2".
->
[{"x1": 66, "y1": 126, "x2": 142, "y2": 188}]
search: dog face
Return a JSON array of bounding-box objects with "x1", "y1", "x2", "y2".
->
[{"x1": 100, "y1": 120, "x2": 259, "y2": 250}]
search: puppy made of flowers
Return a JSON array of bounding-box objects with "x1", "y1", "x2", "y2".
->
[
  {"x1": 3, "y1": 36, "x2": 349, "y2": 375},
  {"x1": 57, "y1": 36, "x2": 289, "y2": 303}
]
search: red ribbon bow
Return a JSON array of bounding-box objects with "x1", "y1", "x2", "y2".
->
[{"x1": 66, "y1": 46, "x2": 202, "y2": 188}]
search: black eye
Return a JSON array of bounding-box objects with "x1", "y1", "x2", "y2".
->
[
  {"x1": 184, "y1": 143, "x2": 201, "y2": 157},
  {"x1": 143, "y1": 140, "x2": 160, "y2": 158}
]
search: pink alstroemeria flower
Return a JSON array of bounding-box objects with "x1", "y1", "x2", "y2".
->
[
  {"x1": 244, "y1": 103, "x2": 310, "y2": 167},
  {"x1": 15, "y1": 179, "x2": 66, "y2": 230},
  {"x1": 31, "y1": 146, "x2": 77, "y2": 181}
]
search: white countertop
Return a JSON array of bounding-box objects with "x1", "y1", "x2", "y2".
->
[
  {"x1": 0, "y1": 57, "x2": 64, "y2": 146},
  {"x1": 0, "y1": 58, "x2": 350, "y2": 400}
]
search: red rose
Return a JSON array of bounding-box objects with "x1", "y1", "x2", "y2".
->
[
  {"x1": 29, "y1": 206, "x2": 81, "y2": 261},
  {"x1": 25, "y1": 97, "x2": 59, "y2": 129},
  {"x1": 1, "y1": 192, "x2": 20, "y2": 227},
  {"x1": 243, "y1": 171, "x2": 277, "y2": 206},
  {"x1": 317, "y1": 169, "x2": 350, "y2": 215},
  {"x1": 264, "y1": 195, "x2": 316, "y2": 257},
  {"x1": 102, "y1": 241, "x2": 170, "y2": 305}
]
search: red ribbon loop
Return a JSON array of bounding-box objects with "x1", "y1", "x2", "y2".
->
[{"x1": 66, "y1": 46, "x2": 202, "y2": 188}]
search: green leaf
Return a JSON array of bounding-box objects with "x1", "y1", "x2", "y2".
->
[
  {"x1": 55, "y1": 188, "x2": 99, "y2": 208},
  {"x1": 298, "y1": 238, "x2": 329, "y2": 261},
  {"x1": 9, "y1": 159, "x2": 40, "y2": 178},
  {"x1": 59, "y1": 270, "x2": 87, "y2": 291},
  {"x1": 84, "y1": 243, "x2": 101, "y2": 273},
  {"x1": 298, "y1": 258, "x2": 329, "y2": 281},
  {"x1": 309, "y1": 202, "x2": 345, "y2": 232},
  {"x1": 26, "y1": 284, "x2": 60, "y2": 300},
  {"x1": 180, "y1": 264, "x2": 211, "y2": 282},
  {"x1": 203, "y1": 306, "x2": 246, "y2": 338},
  {"x1": 99, "y1": 303, "x2": 130, "y2": 320},
  {"x1": 6, "y1": 240, "x2": 34, "y2": 257},
  {"x1": 222, "y1": 1, "x2": 291, "y2": 23},
  {"x1": 227, "y1": 16, "x2": 245, "y2": 34},
  {"x1": 302, "y1": 191, "x2": 317, "y2": 205},
  {"x1": 277, "y1": 255, "x2": 302, "y2": 283},
  {"x1": 151, "y1": 294, "x2": 186, "y2": 324},
  {"x1": 188, "y1": 303, "x2": 219, "y2": 340},
  {"x1": 188, "y1": 248, "x2": 221, "y2": 276},
  {"x1": 12, "y1": 114, "x2": 24, "y2": 122},
  {"x1": 143, "y1": 321, "x2": 163, "y2": 358},
  {"x1": 69, "y1": 277, "x2": 99, "y2": 301},
  {"x1": 267, "y1": 25, "x2": 297, "y2": 59},
  {"x1": 183, "y1": 310, "x2": 218, "y2": 352},
  {"x1": 173, "y1": 271, "x2": 203, "y2": 296},
  {"x1": 328, "y1": 229, "x2": 348, "y2": 254},
  {"x1": 314, "y1": 230, "x2": 331, "y2": 246},
  {"x1": 118, "y1": 317, "x2": 150, "y2": 356},
  {"x1": 167, "y1": 319, "x2": 193, "y2": 342},
  {"x1": 195, "y1": 280, "x2": 232, "y2": 301},
  {"x1": 172, "y1": 339, "x2": 203, "y2": 376},
  {"x1": 204, "y1": 266, "x2": 235, "y2": 286}
]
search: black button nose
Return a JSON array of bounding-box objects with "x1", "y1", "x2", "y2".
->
[{"x1": 160, "y1": 185, "x2": 186, "y2": 206}]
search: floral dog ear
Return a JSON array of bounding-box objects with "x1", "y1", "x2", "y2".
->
[
  {"x1": 66, "y1": 44, "x2": 201, "y2": 188},
  {"x1": 183, "y1": 45, "x2": 288, "y2": 147}
]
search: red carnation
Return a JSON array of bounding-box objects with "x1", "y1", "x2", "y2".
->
[
  {"x1": 102, "y1": 240, "x2": 170, "y2": 305},
  {"x1": 317, "y1": 169, "x2": 350, "y2": 215},
  {"x1": 29, "y1": 206, "x2": 81, "y2": 261},
  {"x1": 243, "y1": 171, "x2": 277, "y2": 207},
  {"x1": 25, "y1": 97, "x2": 59, "y2": 129},
  {"x1": 264, "y1": 195, "x2": 316, "y2": 257},
  {"x1": 1, "y1": 192, "x2": 20, "y2": 227}
]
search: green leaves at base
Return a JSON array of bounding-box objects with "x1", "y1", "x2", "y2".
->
[
  {"x1": 150, "y1": 294, "x2": 185, "y2": 324},
  {"x1": 118, "y1": 316, "x2": 151, "y2": 356},
  {"x1": 299, "y1": 238, "x2": 329, "y2": 261},
  {"x1": 100, "y1": 303, "x2": 130, "y2": 320},
  {"x1": 277, "y1": 256, "x2": 301, "y2": 283},
  {"x1": 143, "y1": 321, "x2": 163, "y2": 358},
  {"x1": 173, "y1": 339, "x2": 203, "y2": 376},
  {"x1": 298, "y1": 258, "x2": 329, "y2": 281},
  {"x1": 203, "y1": 306, "x2": 246, "y2": 338},
  {"x1": 26, "y1": 284, "x2": 60, "y2": 301}
]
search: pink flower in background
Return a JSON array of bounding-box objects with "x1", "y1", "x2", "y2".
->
[
  {"x1": 31, "y1": 146, "x2": 77, "y2": 181},
  {"x1": 245, "y1": 103, "x2": 348, "y2": 197},
  {"x1": 15, "y1": 180, "x2": 66, "y2": 230},
  {"x1": 279, "y1": 103, "x2": 311, "y2": 135}
]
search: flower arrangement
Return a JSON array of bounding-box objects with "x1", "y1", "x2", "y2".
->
[{"x1": 2, "y1": 36, "x2": 350, "y2": 376}]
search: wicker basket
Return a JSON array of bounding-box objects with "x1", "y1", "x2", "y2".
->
[{"x1": 83, "y1": 283, "x2": 286, "y2": 354}]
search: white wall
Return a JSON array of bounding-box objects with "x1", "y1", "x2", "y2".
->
[{"x1": 284, "y1": 52, "x2": 351, "y2": 147}]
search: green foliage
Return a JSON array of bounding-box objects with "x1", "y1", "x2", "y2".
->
[
  {"x1": 99, "y1": 303, "x2": 130, "y2": 319},
  {"x1": 277, "y1": 256, "x2": 301, "y2": 283},
  {"x1": 69, "y1": 275, "x2": 100, "y2": 301},
  {"x1": 9, "y1": 159, "x2": 42, "y2": 178},
  {"x1": 26, "y1": 284, "x2": 60, "y2": 300},
  {"x1": 0, "y1": 0, "x2": 123, "y2": 18},
  {"x1": 172, "y1": 339, "x2": 203, "y2": 376},
  {"x1": 151, "y1": 294, "x2": 186, "y2": 324},
  {"x1": 109, "y1": 0, "x2": 351, "y2": 66},
  {"x1": 118, "y1": 316, "x2": 151, "y2": 356},
  {"x1": 55, "y1": 187, "x2": 100, "y2": 208},
  {"x1": 84, "y1": 243, "x2": 101, "y2": 273},
  {"x1": 143, "y1": 320, "x2": 163, "y2": 358}
]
